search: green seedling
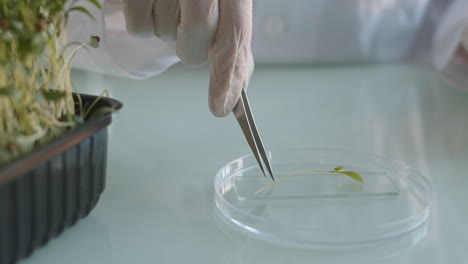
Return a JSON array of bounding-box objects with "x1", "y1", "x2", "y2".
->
[
  {"x1": 0, "y1": 0, "x2": 109, "y2": 166},
  {"x1": 255, "y1": 166, "x2": 364, "y2": 195}
]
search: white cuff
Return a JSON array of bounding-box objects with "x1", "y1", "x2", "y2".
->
[{"x1": 68, "y1": 0, "x2": 179, "y2": 79}]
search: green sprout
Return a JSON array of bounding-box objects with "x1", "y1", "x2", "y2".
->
[
  {"x1": 88, "y1": 35, "x2": 100, "y2": 48},
  {"x1": 0, "y1": 0, "x2": 106, "y2": 166},
  {"x1": 255, "y1": 166, "x2": 364, "y2": 195}
]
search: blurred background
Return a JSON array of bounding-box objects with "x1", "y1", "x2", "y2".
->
[
  {"x1": 250, "y1": 0, "x2": 451, "y2": 64},
  {"x1": 72, "y1": 0, "x2": 468, "y2": 88}
]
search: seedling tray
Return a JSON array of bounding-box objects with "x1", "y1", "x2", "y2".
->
[{"x1": 0, "y1": 94, "x2": 122, "y2": 264}]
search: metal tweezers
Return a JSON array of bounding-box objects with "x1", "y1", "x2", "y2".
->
[{"x1": 233, "y1": 88, "x2": 275, "y2": 181}]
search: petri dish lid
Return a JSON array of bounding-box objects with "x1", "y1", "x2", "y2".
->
[{"x1": 214, "y1": 148, "x2": 432, "y2": 247}]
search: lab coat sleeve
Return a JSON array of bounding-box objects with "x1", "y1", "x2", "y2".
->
[
  {"x1": 251, "y1": 0, "x2": 441, "y2": 64},
  {"x1": 432, "y1": 0, "x2": 468, "y2": 89},
  {"x1": 67, "y1": 0, "x2": 180, "y2": 79}
]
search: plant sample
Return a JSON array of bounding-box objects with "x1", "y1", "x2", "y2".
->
[
  {"x1": 0, "y1": 0, "x2": 106, "y2": 166},
  {"x1": 255, "y1": 166, "x2": 364, "y2": 195}
]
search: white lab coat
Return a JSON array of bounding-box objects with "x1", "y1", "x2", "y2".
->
[{"x1": 68, "y1": 0, "x2": 468, "y2": 88}]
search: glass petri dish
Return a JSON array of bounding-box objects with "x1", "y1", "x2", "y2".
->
[{"x1": 214, "y1": 148, "x2": 432, "y2": 248}]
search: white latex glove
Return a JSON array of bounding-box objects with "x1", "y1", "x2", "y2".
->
[
  {"x1": 433, "y1": 0, "x2": 468, "y2": 69},
  {"x1": 123, "y1": 0, "x2": 254, "y2": 117},
  {"x1": 431, "y1": 0, "x2": 468, "y2": 90},
  {"x1": 462, "y1": 26, "x2": 468, "y2": 56}
]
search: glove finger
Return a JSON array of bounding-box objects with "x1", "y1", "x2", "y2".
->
[
  {"x1": 208, "y1": 0, "x2": 254, "y2": 117},
  {"x1": 463, "y1": 25, "x2": 468, "y2": 52},
  {"x1": 153, "y1": 0, "x2": 180, "y2": 41},
  {"x1": 123, "y1": 0, "x2": 156, "y2": 37},
  {"x1": 176, "y1": 0, "x2": 219, "y2": 66}
]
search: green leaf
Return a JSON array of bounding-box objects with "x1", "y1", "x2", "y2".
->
[
  {"x1": 41, "y1": 90, "x2": 66, "y2": 101},
  {"x1": 67, "y1": 6, "x2": 95, "y2": 20},
  {"x1": 334, "y1": 166, "x2": 344, "y2": 171},
  {"x1": 88, "y1": 106, "x2": 116, "y2": 119},
  {"x1": 0, "y1": 86, "x2": 20, "y2": 99},
  {"x1": 337, "y1": 171, "x2": 364, "y2": 184},
  {"x1": 84, "y1": 0, "x2": 102, "y2": 9},
  {"x1": 88, "y1": 35, "x2": 100, "y2": 48}
]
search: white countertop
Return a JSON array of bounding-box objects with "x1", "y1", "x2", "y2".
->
[{"x1": 20, "y1": 64, "x2": 468, "y2": 263}]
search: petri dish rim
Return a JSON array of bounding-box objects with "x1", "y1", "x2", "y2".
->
[{"x1": 214, "y1": 148, "x2": 432, "y2": 247}]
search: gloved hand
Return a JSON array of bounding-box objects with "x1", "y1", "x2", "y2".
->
[
  {"x1": 462, "y1": 26, "x2": 468, "y2": 60},
  {"x1": 123, "y1": 0, "x2": 254, "y2": 117}
]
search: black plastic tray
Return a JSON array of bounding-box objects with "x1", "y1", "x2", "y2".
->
[{"x1": 0, "y1": 94, "x2": 122, "y2": 264}]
